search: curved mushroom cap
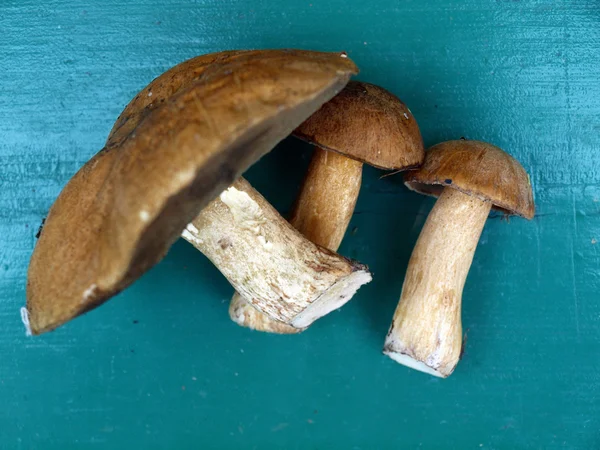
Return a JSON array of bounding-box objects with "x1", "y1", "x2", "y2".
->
[
  {"x1": 108, "y1": 50, "x2": 248, "y2": 146},
  {"x1": 292, "y1": 81, "x2": 424, "y2": 170},
  {"x1": 26, "y1": 49, "x2": 358, "y2": 335},
  {"x1": 404, "y1": 140, "x2": 535, "y2": 219}
]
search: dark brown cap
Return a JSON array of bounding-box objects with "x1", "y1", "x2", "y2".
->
[
  {"x1": 25, "y1": 49, "x2": 358, "y2": 335},
  {"x1": 404, "y1": 140, "x2": 535, "y2": 219},
  {"x1": 293, "y1": 81, "x2": 424, "y2": 170}
]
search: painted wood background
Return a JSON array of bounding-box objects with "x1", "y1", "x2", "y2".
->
[{"x1": 1, "y1": 0, "x2": 599, "y2": 448}]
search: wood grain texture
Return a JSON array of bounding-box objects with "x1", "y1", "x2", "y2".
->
[{"x1": 1, "y1": 0, "x2": 600, "y2": 448}]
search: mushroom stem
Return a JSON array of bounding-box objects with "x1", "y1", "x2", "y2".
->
[
  {"x1": 183, "y1": 176, "x2": 371, "y2": 328},
  {"x1": 290, "y1": 147, "x2": 363, "y2": 249},
  {"x1": 384, "y1": 188, "x2": 491, "y2": 377},
  {"x1": 229, "y1": 147, "x2": 363, "y2": 333}
]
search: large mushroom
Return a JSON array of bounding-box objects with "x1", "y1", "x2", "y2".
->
[
  {"x1": 229, "y1": 81, "x2": 425, "y2": 333},
  {"x1": 24, "y1": 50, "x2": 368, "y2": 335},
  {"x1": 383, "y1": 139, "x2": 535, "y2": 377}
]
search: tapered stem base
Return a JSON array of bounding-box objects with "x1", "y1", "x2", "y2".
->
[{"x1": 384, "y1": 188, "x2": 491, "y2": 377}]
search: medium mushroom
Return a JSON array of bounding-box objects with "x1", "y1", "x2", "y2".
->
[
  {"x1": 229, "y1": 81, "x2": 425, "y2": 333},
  {"x1": 383, "y1": 139, "x2": 535, "y2": 377},
  {"x1": 24, "y1": 49, "x2": 366, "y2": 335}
]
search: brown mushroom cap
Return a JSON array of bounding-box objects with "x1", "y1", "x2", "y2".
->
[
  {"x1": 292, "y1": 81, "x2": 424, "y2": 170},
  {"x1": 404, "y1": 140, "x2": 535, "y2": 219},
  {"x1": 108, "y1": 50, "x2": 248, "y2": 146},
  {"x1": 26, "y1": 49, "x2": 358, "y2": 335}
]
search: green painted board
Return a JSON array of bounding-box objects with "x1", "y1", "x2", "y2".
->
[{"x1": 1, "y1": 0, "x2": 599, "y2": 448}]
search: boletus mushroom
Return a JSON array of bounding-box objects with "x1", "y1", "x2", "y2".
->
[
  {"x1": 229, "y1": 81, "x2": 425, "y2": 333},
  {"x1": 383, "y1": 139, "x2": 535, "y2": 377},
  {"x1": 24, "y1": 49, "x2": 366, "y2": 335}
]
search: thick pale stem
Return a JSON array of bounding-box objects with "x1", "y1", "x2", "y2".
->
[
  {"x1": 384, "y1": 188, "x2": 491, "y2": 377},
  {"x1": 229, "y1": 148, "x2": 363, "y2": 333},
  {"x1": 183, "y1": 176, "x2": 370, "y2": 328}
]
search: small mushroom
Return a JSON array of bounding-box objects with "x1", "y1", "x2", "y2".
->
[
  {"x1": 383, "y1": 140, "x2": 535, "y2": 377},
  {"x1": 229, "y1": 81, "x2": 425, "y2": 333},
  {"x1": 24, "y1": 49, "x2": 360, "y2": 335}
]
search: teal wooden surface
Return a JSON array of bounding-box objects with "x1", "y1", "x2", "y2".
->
[{"x1": 1, "y1": 0, "x2": 599, "y2": 448}]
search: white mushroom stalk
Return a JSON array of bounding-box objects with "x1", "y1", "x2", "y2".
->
[
  {"x1": 182, "y1": 177, "x2": 372, "y2": 328},
  {"x1": 384, "y1": 139, "x2": 534, "y2": 377},
  {"x1": 228, "y1": 148, "x2": 363, "y2": 333},
  {"x1": 384, "y1": 188, "x2": 491, "y2": 377}
]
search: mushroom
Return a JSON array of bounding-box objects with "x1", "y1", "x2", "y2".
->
[
  {"x1": 383, "y1": 140, "x2": 535, "y2": 377},
  {"x1": 25, "y1": 49, "x2": 362, "y2": 335},
  {"x1": 229, "y1": 81, "x2": 425, "y2": 333}
]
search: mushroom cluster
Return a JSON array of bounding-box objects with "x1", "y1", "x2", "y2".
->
[{"x1": 23, "y1": 49, "x2": 534, "y2": 378}]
